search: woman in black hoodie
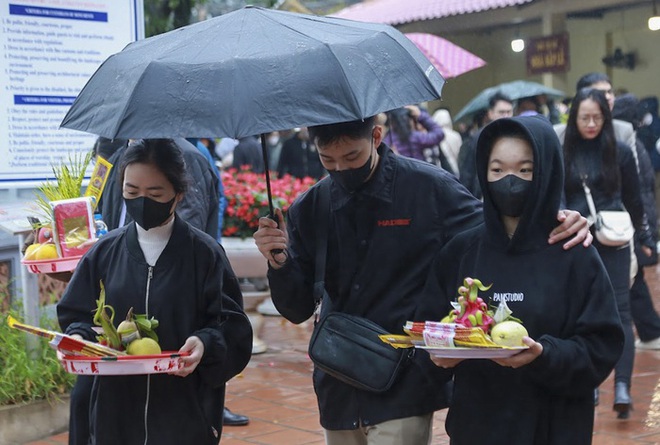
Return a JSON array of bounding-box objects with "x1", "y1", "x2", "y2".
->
[{"x1": 424, "y1": 115, "x2": 623, "y2": 444}]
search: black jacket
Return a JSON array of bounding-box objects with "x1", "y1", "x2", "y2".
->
[
  {"x1": 457, "y1": 130, "x2": 482, "y2": 199},
  {"x1": 268, "y1": 144, "x2": 483, "y2": 429},
  {"x1": 101, "y1": 138, "x2": 219, "y2": 236},
  {"x1": 276, "y1": 135, "x2": 325, "y2": 179},
  {"x1": 425, "y1": 116, "x2": 623, "y2": 445},
  {"x1": 564, "y1": 138, "x2": 653, "y2": 249},
  {"x1": 231, "y1": 136, "x2": 265, "y2": 173},
  {"x1": 633, "y1": 138, "x2": 659, "y2": 265},
  {"x1": 57, "y1": 217, "x2": 253, "y2": 445}
]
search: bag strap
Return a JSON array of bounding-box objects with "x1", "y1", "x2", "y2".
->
[
  {"x1": 581, "y1": 177, "x2": 598, "y2": 226},
  {"x1": 313, "y1": 182, "x2": 331, "y2": 309}
]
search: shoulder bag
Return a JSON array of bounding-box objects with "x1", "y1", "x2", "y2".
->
[
  {"x1": 582, "y1": 179, "x2": 634, "y2": 247},
  {"x1": 307, "y1": 183, "x2": 413, "y2": 393}
]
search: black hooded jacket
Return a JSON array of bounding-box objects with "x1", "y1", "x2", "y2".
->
[
  {"x1": 57, "y1": 217, "x2": 253, "y2": 445},
  {"x1": 425, "y1": 116, "x2": 624, "y2": 445}
]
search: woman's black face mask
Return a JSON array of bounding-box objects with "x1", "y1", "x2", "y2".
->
[
  {"x1": 488, "y1": 174, "x2": 532, "y2": 217},
  {"x1": 124, "y1": 196, "x2": 175, "y2": 230}
]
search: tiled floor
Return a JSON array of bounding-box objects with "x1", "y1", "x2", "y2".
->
[{"x1": 27, "y1": 265, "x2": 660, "y2": 445}]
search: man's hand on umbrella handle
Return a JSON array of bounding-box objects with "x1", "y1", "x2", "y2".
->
[{"x1": 255, "y1": 208, "x2": 289, "y2": 269}]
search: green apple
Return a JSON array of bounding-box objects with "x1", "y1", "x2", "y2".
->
[{"x1": 490, "y1": 321, "x2": 528, "y2": 347}]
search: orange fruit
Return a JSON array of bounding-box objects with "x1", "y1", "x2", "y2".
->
[{"x1": 34, "y1": 244, "x2": 59, "y2": 260}]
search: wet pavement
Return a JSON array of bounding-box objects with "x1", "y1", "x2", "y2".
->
[{"x1": 27, "y1": 265, "x2": 660, "y2": 445}]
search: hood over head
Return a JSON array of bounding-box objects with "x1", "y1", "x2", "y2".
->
[
  {"x1": 613, "y1": 93, "x2": 643, "y2": 129},
  {"x1": 476, "y1": 115, "x2": 564, "y2": 252},
  {"x1": 640, "y1": 96, "x2": 659, "y2": 116},
  {"x1": 432, "y1": 109, "x2": 453, "y2": 129}
]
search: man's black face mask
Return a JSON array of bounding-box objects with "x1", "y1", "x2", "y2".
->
[{"x1": 327, "y1": 137, "x2": 375, "y2": 193}]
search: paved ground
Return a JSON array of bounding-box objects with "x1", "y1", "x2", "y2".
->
[{"x1": 28, "y1": 265, "x2": 660, "y2": 445}]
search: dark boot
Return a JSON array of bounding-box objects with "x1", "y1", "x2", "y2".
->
[
  {"x1": 223, "y1": 407, "x2": 249, "y2": 426},
  {"x1": 594, "y1": 388, "x2": 599, "y2": 406},
  {"x1": 613, "y1": 382, "x2": 632, "y2": 419}
]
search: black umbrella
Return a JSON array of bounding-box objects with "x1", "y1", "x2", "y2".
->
[{"x1": 60, "y1": 6, "x2": 445, "y2": 215}]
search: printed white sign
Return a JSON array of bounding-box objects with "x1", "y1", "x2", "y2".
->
[{"x1": 0, "y1": 0, "x2": 143, "y2": 186}]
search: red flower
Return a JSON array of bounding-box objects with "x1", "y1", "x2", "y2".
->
[{"x1": 222, "y1": 168, "x2": 317, "y2": 239}]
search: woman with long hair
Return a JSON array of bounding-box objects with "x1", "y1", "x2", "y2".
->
[{"x1": 563, "y1": 88, "x2": 654, "y2": 419}]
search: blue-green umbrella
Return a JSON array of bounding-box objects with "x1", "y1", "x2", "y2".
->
[{"x1": 454, "y1": 80, "x2": 565, "y2": 123}]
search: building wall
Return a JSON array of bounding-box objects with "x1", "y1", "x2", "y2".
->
[{"x1": 421, "y1": 3, "x2": 660, "y2": 122}]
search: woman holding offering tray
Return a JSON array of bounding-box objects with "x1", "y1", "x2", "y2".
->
[
  {"x1": 57, "y1": 139, "x2": 252, "y2": 445},
  {"x1": 422, "y1": 116, "x2": 623, "y2": 444}
]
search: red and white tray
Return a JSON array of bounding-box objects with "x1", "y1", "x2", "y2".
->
[
  {"x1": 60, "y1": 352, "x2": 188, "y2": 375},
  {"x1": 21, "y1": 255, "x2": 82, "y2": 274}
]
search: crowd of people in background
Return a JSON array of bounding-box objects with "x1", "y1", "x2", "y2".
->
[{"x1": 186, "y1": 75, "x2": 660, "y2": 364}]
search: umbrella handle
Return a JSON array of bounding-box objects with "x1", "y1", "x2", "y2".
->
[
  {"x1": 260, "y1": 134, "x2": 285, "y2": 258},
  {"x1": 260, "y1": 134, "x2": 276, "y2": 217}
]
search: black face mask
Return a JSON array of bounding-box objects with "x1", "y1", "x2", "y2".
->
[
  {"x1": 488, "y1": 174, "x2": 532, "y2": 217},
  {"x1": 328, "y1": 141, "x2": 375, "y2": 193},
  {"x1": 124, "y1": 196, "x2": 175, "y2": 230}
]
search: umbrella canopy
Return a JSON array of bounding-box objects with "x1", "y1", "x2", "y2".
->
[
  {"x1": 404, "y1": 33, "x2": 486, "y2": 79},
  {"x1": 454, "y1": 80, "x2": 565, "y2": 123},
  {"x1": 60, "y1": 6, "x2": 445, "y2": 140}
]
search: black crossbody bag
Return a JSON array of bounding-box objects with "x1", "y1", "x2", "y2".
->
[{"x1": 307, "y1": 183, "x2": 413, "y2": 393}]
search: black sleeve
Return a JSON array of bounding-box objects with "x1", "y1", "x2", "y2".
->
[
  {"x1": 276, "y1": 142, "x2": 291, "y2": 178},
  {"x1": 266, "y1": 194, "x2": 317, "y2": 324},
  {"x1": 523, "y1": 250, "x2": 624, "y2": 393},
  {"x1": 457, "y1": 134, "x2": 481, "y2": 199},
  {"x1": 192, "y1": 244, "x2": 252, "y2": 388},
  {"x1": 178, "y1": 154, "x2": 217, "y2": 237},
  {"x1": 99, "y1": 149, "x2": 126, "y2": 230},
  {"x1": 618, "y1": 142, "x2": 654, "y2": 247}
]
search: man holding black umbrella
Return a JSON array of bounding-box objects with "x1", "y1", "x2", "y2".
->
[{"x1": 254, "y1": 116, "x2": 591, "y2": 445}]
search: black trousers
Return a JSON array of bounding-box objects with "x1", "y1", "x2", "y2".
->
[
  {"x1": 68, "y1": 376, "x2": 93, "y2": 445},
  {"x1": 630, "y1": 267, "x2": 660, "y2": 342},
  {"x1": 597, "y1": 243, "x2": 634, "y2": 386}
]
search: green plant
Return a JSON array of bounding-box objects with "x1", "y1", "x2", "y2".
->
[
  {"x1": 0, "y1": 301, "x2": 75, "y2": 406},
  {"x1": 35, "y1": 151, "x2": 93, "y2": 223}
]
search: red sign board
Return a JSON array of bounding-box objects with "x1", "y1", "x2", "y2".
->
[{"x1": 526, "y1": 33, "x2": 570, "y2": 75}]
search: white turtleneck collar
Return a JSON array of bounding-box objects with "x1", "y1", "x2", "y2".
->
[{"x1": 135, "y1": 216, "x2": 175, "y2": 266}]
